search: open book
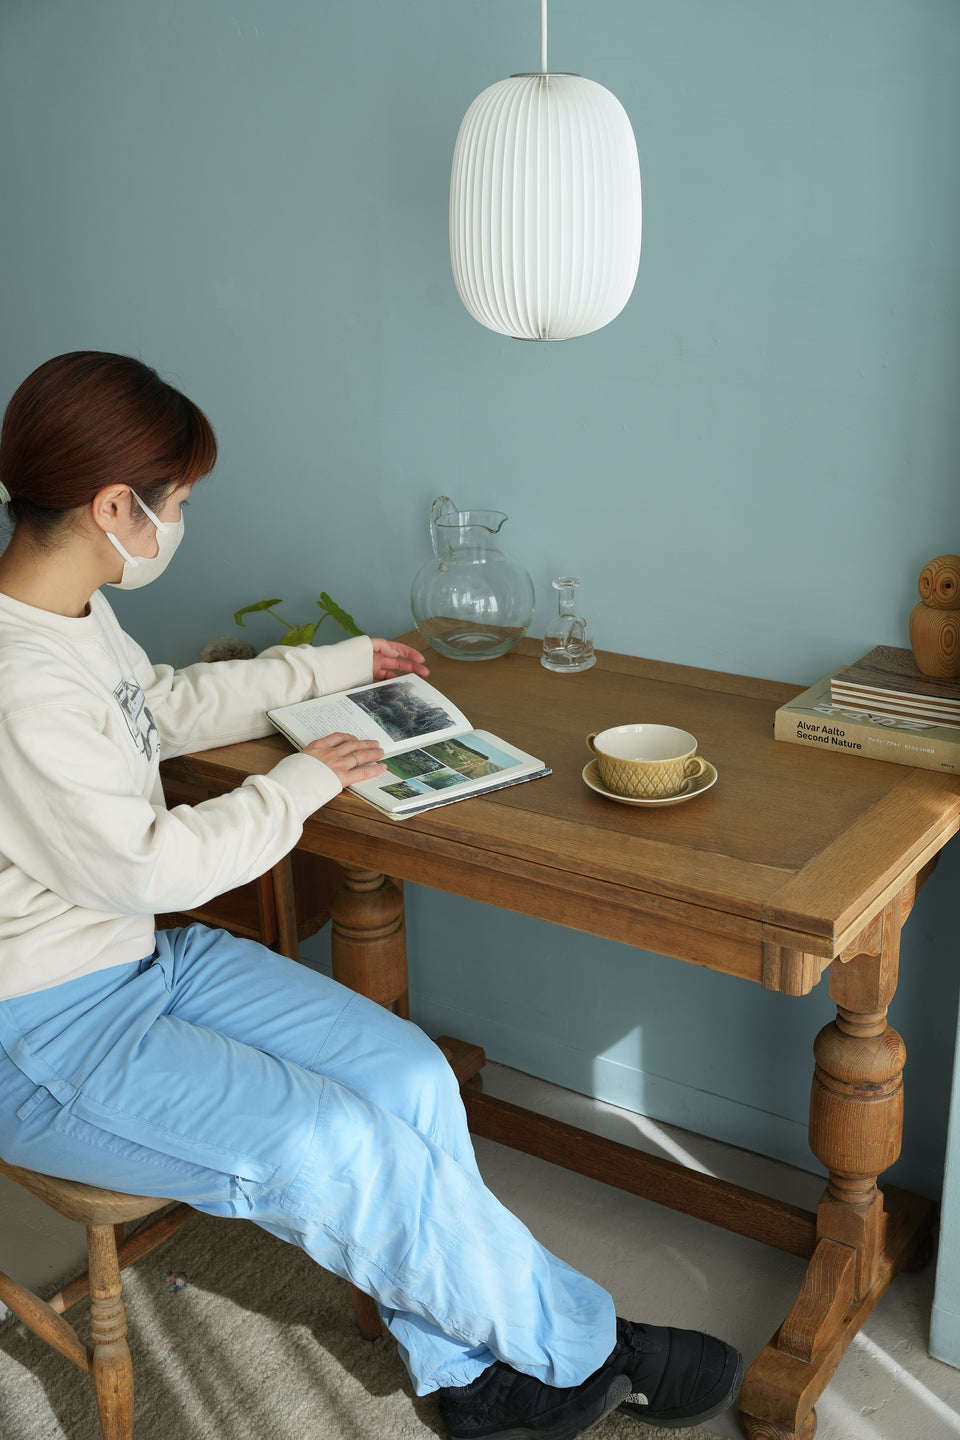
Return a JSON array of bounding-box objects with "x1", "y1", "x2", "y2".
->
[{"x1": 267, "y1": 673, "x2": 550, "y2": 818}]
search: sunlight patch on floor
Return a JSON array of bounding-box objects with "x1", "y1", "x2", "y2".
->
[
  {"x1": 626, "y1": 1112, "x2": 717, "y2": 1176},
  {"x1": 851, "y1": 1331, "x2": 960, "y2": 1435}
]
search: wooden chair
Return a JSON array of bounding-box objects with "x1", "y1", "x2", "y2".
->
[
  {"x1": 1, "y1": 797, "x2": 381, "y2": 1437},
  {"x1": 0, "y1": 1156, "x2": 382, "y2": 1440},
  {"x1": 2, "y1": 761, "x2": 449, "y2": 1435},
  {"x1": 0, "y1": 1157, "x2": 194, "y2": 1440}
]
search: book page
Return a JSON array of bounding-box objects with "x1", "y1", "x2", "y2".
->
[
  {"x1": 268, "y1": 674, "x2": 471, "y2": 754},
  {"x1": 349, "y1": 730, "x2": 547, "y2": 814}
]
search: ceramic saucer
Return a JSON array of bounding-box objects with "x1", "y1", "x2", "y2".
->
[{"x1": 582, "y1": 758, "x2": 718, "y2": 807}]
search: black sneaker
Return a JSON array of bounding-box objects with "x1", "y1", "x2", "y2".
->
[
  {"x1": 610, "y1": 1318, "x2": 744, "y2": 1428},
  {"x1": 436, "y1": 1356, "x2": 632, "y2": 1440}
]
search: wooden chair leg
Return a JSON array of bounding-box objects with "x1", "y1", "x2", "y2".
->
[
  {"x1": 51, "y1": 1204, "x2": 194, "y2": 1316},
  {"x1": 87, "y1": 1223, "x2": 134, "y2": 1440},
  {"x1": 0, "y1": 1269, "x2": 90, "y2": 1372},
  {"x1": 348, "y1": 1282, "x2": 382, "y2": 1340},
  {"x1": 271, "y1": 855, "x2": 301, "y2": 961}
]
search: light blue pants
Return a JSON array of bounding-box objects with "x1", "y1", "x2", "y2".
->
[{"x1": 0, "y1": 925, "x2": 615, "y2": 1395}]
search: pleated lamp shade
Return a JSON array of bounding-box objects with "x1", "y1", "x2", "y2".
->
[{"x1": 450, "y1": 73, "x2": 642, "y2": 341}]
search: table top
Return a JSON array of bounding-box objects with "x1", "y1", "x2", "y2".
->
[{"x1": 162, "y1": 638, "x2": 960, "y2": 988}]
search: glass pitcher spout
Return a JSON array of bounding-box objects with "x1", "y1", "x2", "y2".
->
[
  {"x1": 429, "y1": 496, "x2": 509, "y2": 557},
  {"x1": 413, "y1": 496, "x2": 535, "y2": 661}
]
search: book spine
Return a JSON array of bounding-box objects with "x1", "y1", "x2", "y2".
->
[{"x1": 774, "y1": 708, "x2": 960, "y2": 774}]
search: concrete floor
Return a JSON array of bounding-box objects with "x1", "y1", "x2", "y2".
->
[
  {"x1": 3, "y1": 1060, "x2": 960, "y2": 1438},
  {"x1": 475, "y1": 1064, "x2": 960, "y2": 1440}
]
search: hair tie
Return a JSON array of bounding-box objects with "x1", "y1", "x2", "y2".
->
[{"x1": 0, "y1": 482, "x2": 11, "y2": 505}]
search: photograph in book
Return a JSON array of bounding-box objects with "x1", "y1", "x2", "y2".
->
[
  {"x1": 382, "y1": 737, "x2": 513, "y2": 790},
  {"x1": 266, "y1": 673, "x2": 549, "y2": 818},
  {"x1": 383, "y1": 748, "x2": 447, "y2": 781},
  {"x1": 348, "y1": 681, "x2": 459, "y2": 743},
  {"x1": 266, "y1": 674, "x2": 469, "y2": 754},
  {"x1": 353, "y1": 730, "x2": 548, "y2": 816}
]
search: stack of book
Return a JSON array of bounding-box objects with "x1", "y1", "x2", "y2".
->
[
  {"x1": 774, "y1": 645, "x2": 960, "y2": 774},
  {"x1": 829, "y1": 645, "x2": 960, "y2": 727}
]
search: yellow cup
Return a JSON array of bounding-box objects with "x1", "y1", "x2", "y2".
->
[{"x1": 586, "y1": 724, "x2": 708, "y2": 799}]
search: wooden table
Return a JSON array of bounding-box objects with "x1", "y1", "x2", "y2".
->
[{"x1": 161, "y1": 637, "x2": 960, "y2": 1440}]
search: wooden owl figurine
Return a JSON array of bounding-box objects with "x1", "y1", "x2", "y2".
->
[{"x1": 909, "y1": 554, "x2": 960, "y2": 677}]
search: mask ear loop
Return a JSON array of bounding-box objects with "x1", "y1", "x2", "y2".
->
[
  {"x1": 106, "y1": 532, "x2": 139, "y2": 568},
  {"x1": 129, "y1": 489, "x2": 172, "y2": 532},
  {"x1": 105, "y1": 489, "x2": 171, "y2": 568}
]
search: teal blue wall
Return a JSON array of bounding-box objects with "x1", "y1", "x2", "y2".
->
[
  {"x1": 933, "y1": 984, "x2": 960, "y2": 1366},
  {"x1": 2, "y1": 1, "x2": 959, "y2": 1199}
]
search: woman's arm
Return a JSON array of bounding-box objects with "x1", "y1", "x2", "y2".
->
[
  {"x1": 135, "y1": 633, "x2": 428, "y2": 759},
  {"x1": 0, "y1": 703, "x2": 344, "y2": 915},
  {"x1": 140, "y1": 635, "x2": 375, "y2": 757}
]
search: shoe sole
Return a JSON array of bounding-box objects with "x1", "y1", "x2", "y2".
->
[
  {"x1": 620, "y1": 1349, "x2": 745, "y2": 1429},
  {"x1": 454, "y1": 1372, "x2": 633, "y2": 1440}
]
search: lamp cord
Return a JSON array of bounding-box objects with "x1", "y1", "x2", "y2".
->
[{"x1": 540, "y1": 0, "x2": 548, "y2": 73}]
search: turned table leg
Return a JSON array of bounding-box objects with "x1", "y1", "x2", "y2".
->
[
  {"x1": 327, "y1": 866, "x2": 409, "y2": 1338},
  {"x1": 807, "y1": 949, "x2": 905, "y2": 1303},
  {"x1": 327, "y1": 867, "x2": 409, "y2": 1017},
  {"x1": 740, "y1": 894, "x2": 933, "y2": 1440}
]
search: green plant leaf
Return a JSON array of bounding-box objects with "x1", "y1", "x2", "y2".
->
[
  {"x1": 317, "y1": 592, "x2": 363, "y2": 636},
  {"x1": 281, "y1": 623, "x2": 317, "y2": 646},
  {"x1": 234, "y1": 599, "x2": 284, "y2": 626}
]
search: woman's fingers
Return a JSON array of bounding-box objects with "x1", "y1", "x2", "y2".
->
[
  {"x1": 302, "y1": 732, "x2": 385, "y2": 788},
  {"x1": 370, "y1": 638, "x2": 430, "y2": 680}
]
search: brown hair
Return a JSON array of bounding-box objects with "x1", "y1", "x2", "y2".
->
[{"x1": 0, "y1": 352, "x2": 217, "y2": 538}]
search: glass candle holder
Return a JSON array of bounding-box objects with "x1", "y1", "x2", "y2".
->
[{"x1": 541, "y1": 577, "x2": 595, "y2": 672}]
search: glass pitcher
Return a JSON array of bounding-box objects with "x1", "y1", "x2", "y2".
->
[{"x1": 411, "y1": 496, "x2": 535, "y2": 660}]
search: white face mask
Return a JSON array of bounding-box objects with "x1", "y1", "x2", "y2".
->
[{"x1": 106, "y1": 490, "x2": 185, "y2": 590}]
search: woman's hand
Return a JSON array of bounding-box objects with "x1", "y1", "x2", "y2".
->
[
  {"x1": 371, "y1": 638, "x2": 430, "y2": 681},
  {"x1": 303, "y1": 732, "x2": 385, "y2": 790}
]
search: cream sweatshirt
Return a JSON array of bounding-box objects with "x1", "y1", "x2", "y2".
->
[{"x1": 0, "y1": 589, "x2": 374, "y2": 999}]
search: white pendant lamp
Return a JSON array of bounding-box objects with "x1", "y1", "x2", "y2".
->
[{"x1": 450, "y1": 0, "x2": 641, "y2": 342}]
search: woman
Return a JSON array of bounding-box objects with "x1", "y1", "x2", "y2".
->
[{"x1": 0, "y1": 352, "x2": 742, "y2": 1440}]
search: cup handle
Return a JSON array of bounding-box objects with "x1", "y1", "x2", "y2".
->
[
  {"x1": 586, "y1": 733, "x2": 599, "y2": 755},
  {"x1": 682, "y1": 756, "x2": 708, "y2": 782}
]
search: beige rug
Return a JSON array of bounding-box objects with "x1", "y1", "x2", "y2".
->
[{"x1": 0, "y1": 1213, "x2": 731, "y2": 1440}]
